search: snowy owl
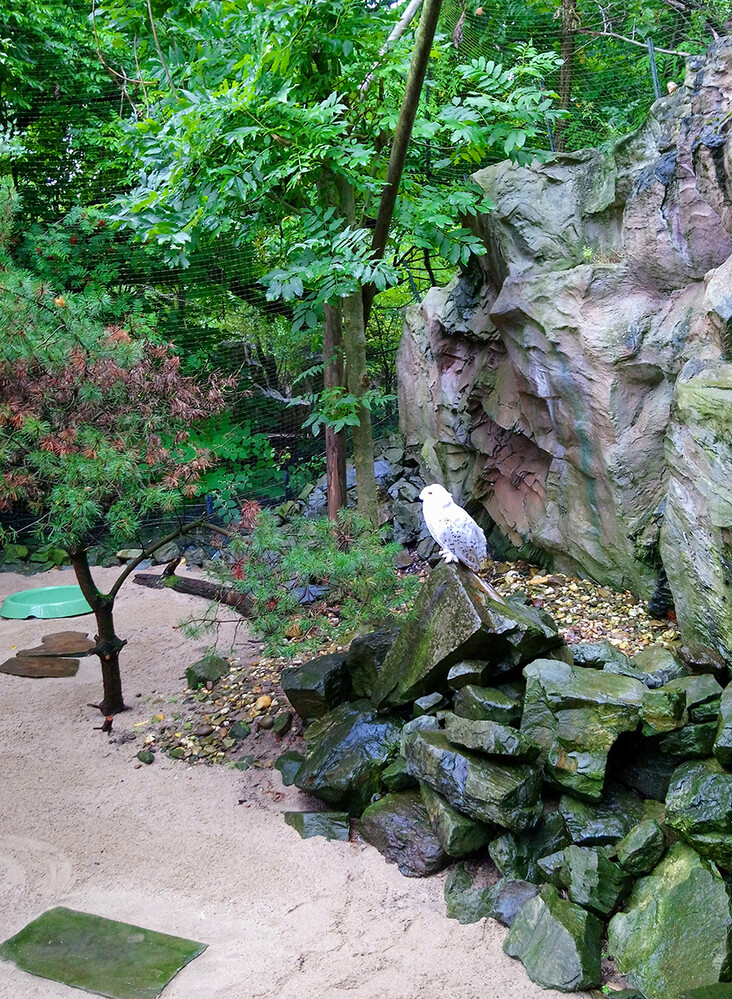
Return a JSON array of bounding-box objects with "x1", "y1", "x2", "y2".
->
[{"x1": 419, "y1": 484, "x2": 487, "y2": 572}]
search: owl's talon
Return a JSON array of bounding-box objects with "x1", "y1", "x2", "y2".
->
[{"x1": 439, "y1": 549, "x2": 458, "y2": 563}]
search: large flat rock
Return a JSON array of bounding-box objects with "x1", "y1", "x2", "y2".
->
[{"x1": 372, "y1": 562, "x2": 560, "y2": 708}]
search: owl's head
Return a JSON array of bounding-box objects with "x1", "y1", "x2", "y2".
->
[{"x1": 419, "y1": 483, "x2": 453, "y2": 507}]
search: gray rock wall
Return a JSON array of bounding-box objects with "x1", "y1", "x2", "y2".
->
[{"x1": 398, "y1": 37, "x2": 732, "y2": 600}]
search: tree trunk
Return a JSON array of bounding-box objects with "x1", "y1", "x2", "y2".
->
[
  {"x1": 363, "y1": 0, "x2": 443, "y2": 327},
  {"x1": 337, "y1": 177, "x2": 379, "y2": 527},
  {"x1": 94, "y1": 596, "x2": 126, "y2": 715},
  {"x1": 323, "y1": 302, "x2": 348, "y2": 519},
  {"x1": 341, "y1": 290, "x2": 379, "y2": 527},
  {"x1": 70, "y1": 550, "x2": 126, "y2": 714},
  {"x1": 555, "y1": 0, "x2": 577, "y2": 153}
]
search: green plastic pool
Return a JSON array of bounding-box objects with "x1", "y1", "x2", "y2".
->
[{"x1": 0, "y1": 585, "x2": 93, "y2": 620}]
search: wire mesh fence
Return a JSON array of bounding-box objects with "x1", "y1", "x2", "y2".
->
[{"x1": 1, "y1": 0, "x2": 727, "y2": 541}]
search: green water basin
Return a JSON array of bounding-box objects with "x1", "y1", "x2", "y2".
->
[{"x1": 0, "y1": 585, "x2": 93, "y2": 619}]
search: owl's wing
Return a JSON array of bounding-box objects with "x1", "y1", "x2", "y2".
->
[{"x1": 442, "y1": 506, "x2": 487, "y2": 570}]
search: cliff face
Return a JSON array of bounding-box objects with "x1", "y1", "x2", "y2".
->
[{"x1": 398, "y1": 37, "x2": 732, "y2": 603}]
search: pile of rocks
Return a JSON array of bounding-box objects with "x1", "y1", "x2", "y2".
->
[{"x1": 277, "y1": 561, "x2": 732, "y2": 998}]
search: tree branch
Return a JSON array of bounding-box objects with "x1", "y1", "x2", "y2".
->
[
  {"x1": 107, "y1": 516, "x2": 231, "y2": 601},
  {"x1": 147, "y1": 0, "x2": 178, "y2": 98},
  {"x1": 576, "y1": 28, "x2": 690, "y2": 58},
  {"x1": 360, "y1": 0, "x2": 424, "y2": 96}
]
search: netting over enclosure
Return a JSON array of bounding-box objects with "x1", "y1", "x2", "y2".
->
[{"x1": 1, "y1": 0, "x2": 728, "y2": 534}]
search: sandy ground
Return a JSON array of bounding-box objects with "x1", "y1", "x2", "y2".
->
[{"x1": 0, "y1": 566, "x2": 588, "y2": 999}]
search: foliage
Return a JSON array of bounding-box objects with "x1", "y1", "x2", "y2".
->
[
  {"x1": 216, "y1": 508, "x2": 421, "y2": 657},
  {"x1": 181, "y1": 412, "x2": 277, "y2": 497},
  {"x1": 0, "y1": 253, "x2": 232, "y2": 550}
]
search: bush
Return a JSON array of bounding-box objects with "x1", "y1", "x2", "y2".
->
[{"x1": 217, "y1": 508, "x2": 421, "y2": 658}]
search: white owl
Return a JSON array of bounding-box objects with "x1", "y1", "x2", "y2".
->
[{"x1": 419, "y1": 483, "x2": 487, "y2": 572}]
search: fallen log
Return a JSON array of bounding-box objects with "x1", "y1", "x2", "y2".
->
[{"x1": 132, "y1": 572, "x2": 253, "y2": 615}]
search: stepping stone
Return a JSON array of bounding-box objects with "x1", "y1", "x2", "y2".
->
[
  {"x1": 0, "y1": 656, "x2": 79, "y2": 678},
  {"x1": 16, "y1": 630, "x2": 95, "y2": 657},
  {"x1": 0, "y1": 906, "x2": 206, "y2": 999}
]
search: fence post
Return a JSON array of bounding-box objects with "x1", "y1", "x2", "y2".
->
[{"x1": 647, "y1": 37, "x2": 662, "y2": 99}]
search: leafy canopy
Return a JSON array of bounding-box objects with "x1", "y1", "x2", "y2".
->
[{"x1": 0, "y1": 248, "x2": 231, "y2": 549}]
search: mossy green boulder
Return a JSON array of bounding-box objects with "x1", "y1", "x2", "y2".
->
[
  {"x1": 420, "y1": 783, "x2": 493, "y2": 857},
  {"x1": 359, "y1": 791, "x2": 449, "y2": 877},
  {"x1": 666, "y1": 757, "x2": 732, "y2": 869},
  {"x1": 608, "y1": 843, "x2": 732, "y2": 999},
  {"x1": 281, "y1": 652, "x2": 351, "y2": 721},
  {"x1": 552, "y1": 844, "x2": 632, "y2": 917},
  {"x1": 403, "y1": 728, "x2": 542, "y2": 832},
  {"x1": 714, "y1": 683, "x2": 732, "y2": 766},
  {"x1": 284, "y1": 811, "x2": 350, "y2": 840},
  {"x1": 372, "y1": 562, "x2": 560, "y2": 708},
  {"x1": 504, "y1": 884, "x2": 603, "y2": 991},
  {"x1": 452, "y1": 685, "x2": 522, "y2": 725},
  {"x1": 184, "y1": 655, "x2": 229, "y2": 689},
  {"x1": 344, "y1": 627, "x2": 399, "y2": 699},
  {"x1": 521, "y1": 660, "x2": 645, "y2": 800},
  {"x1": 443, "y1": 713, "x2": 539, "y2": 761},
  {"x1": 294, "y1": 702, "x2": 402, "y2": 814},
  {"x1": 615, "y1": 818, "x2": 667, "y2": 875},
  {"x1": 443, "y1": 864, "x2": 497, "y2": 924},
  {"x1": 559, "y1": 785, "x2": 644, "y2": 845},
  {"x1": 488, "y1": 810, "x2": 570, "y2": 882},
  {"x1": 640, "y1": 685, "x2": 687, "y2": 736},
  {"x1": 631, "y1": 644, "x2": 686, "y2": 687}
]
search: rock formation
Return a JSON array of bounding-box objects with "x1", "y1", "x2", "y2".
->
[
  {"x1": 280, "y1": 563, "x2": 732, "y2": 994},
  {"x1": 397, "y1": 38, "x2": 732, "y2": 616}
]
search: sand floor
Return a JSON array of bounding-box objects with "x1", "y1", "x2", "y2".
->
[{"x1": 0, "y1": 566, "x2": 588, "y2": 999}]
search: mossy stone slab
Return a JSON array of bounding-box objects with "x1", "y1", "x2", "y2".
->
[
  {"x1": 658, "y1": 721, "x2": 717, "y2": 759},
  {"x1": 284, "y1": 811, "x2": 350, "y2": 841},
  {"x1": 381, "y1": 756, "x2": 417, "y2": 792},
  {"x1": 630, "y1": 644, "x2": 686, "y2": 687},
  {"x1": 452, "y1": 685, "x2": 522, "y2": 725},
  {"x1": 420, "y1": 783, "x2": 493, "y2": 857},
  {"x1": 184, "y1": 656, "x2": 229, "y2": 689},
  {"x1": 559, "y1": 785, "x2": 644, "y2": 845},
  {"x1": 608, "y1": 843, "x2": 732, "y2": 999},
  {"x1": 274, "y1": 750, "x2": 305, "y2": 786},
  {"x1": 372, "y1": 563, "x2": 560, "y2": 708},
  {"x1": 616, "y1": 819, "x2": 666, "y2": 875},
  {"x1": 640, "y1": 686, "x2": 687, "y2": 736},
  {"x1": 665, "y1": 674, "x2": 722, "y2": 711},
  {"x1": 488, "y1": 810, "x2": 570, "y2": 882},
  {"x1": 559, "y1": 845, "x2": 632, "y2": 917},
  {"x1": 0, "y1": 906, "x2": 206, "y2": 999},
  {"x1": 280, "y1": 652, "x2": 351, "y2": 721},
  {"x1": 714, "y1": 683, "x2": 732, "y2": 767},
  {"x1": 295, "y1": 701, "x2": 402, "y2": 814},
  {"x1": 447, "y1": 660, "x2": 491, "y2": 690},
  {"x1": 521, "y1": 660, "x2": 645, "y2": 800},
  {"x1": 443, "y1": 712, "x2": 539, "y2": 761},
  {"x1": 403, "y1": 729, "x2": 542, "y2": 832},
  {"x1": 666, "y1": 757, "x2": 732, "y2": 869},
  {"x1": 504, "y1": 884, "x2": 603, "y2": 991},
  {"x1": 444, "y1": 864, "x2": 497, "y2": 924},
  {"x1": 359, "y1": 791, "x2": 449, "y2": 877},
  {"x1": 344, "y1": 626, "x2": 399, "y2": 699}
]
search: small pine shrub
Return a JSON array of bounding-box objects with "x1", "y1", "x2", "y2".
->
[{"x1": 224, "y1": 508, "x2": 421, "y2": 657}]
